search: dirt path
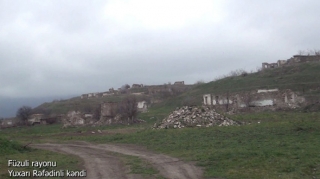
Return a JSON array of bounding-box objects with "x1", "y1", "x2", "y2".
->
[{"x1": 32, "y1": 142, "x2": 204, "y2": 179}]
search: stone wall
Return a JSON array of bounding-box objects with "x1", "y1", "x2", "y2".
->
[
  {"x1": 262, "y1": 55, "x2": 320, "y2": 70},
  {"x1": 203, "y1": 89, "x2": 306, "y2": 112},
  {"x1": 101, "y1": 102, "x2": 118, "y2": 118},
  {"x1": 137, "y1": 101, "x2": 148, "y2": 112},
  {"x1": 80, "y1": 82, "x2": 192, "y2": 99}
]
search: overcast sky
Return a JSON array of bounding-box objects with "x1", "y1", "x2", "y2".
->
[{"x1": 1, "y1": 0, "x2": 320, "y2": 116}]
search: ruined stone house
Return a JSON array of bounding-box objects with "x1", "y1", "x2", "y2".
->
[
  {"x1": 174, "y1": 81, "x2": 185, "y2": 85},
  {"x1": 288, "y1": 55, "x2": 320, "y2": 64},
  {"x1": 137, "y1": 101, "x2": 148, "y2": 112},
  {"x1": 28, "y1": 114, "x2": 44, "y2": 125},
  {"x1": 132, "y1": 84, "x2": 144, "y2": 88},
  {"x1": 203, "y1": 89, "x2": 306, "y2": 111},
  {"x1": 262, "y1": 62, "x2": 279, "y2": 70},
  {"x1": 100, "y1": 102, "x2": 118, "y2": 119},
  {"x1": 62, "y1": 111, "x2": 85, "y2": 127},
  {"x1": 145, "y1": 85, "x2": 169, "y2": 94},
  {"x1": 0, "y1": 119, "x2": 14, "y2": 128},
  {"x1": 262, "y1": 55, "x2": 320, "y2": 70}
]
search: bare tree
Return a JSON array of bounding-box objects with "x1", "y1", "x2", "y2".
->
[
  {"x1": 298, "y1": 49, "x2": 320, "y2": 56},
  {"x1": 16, "y1": 106, "x2": 32, "y2": 125},
  {"x1": 243, "y1": 92, "x2": 253, "y2": 108},
  {"x1": 118, "y1": 96, "x2": 138, "y2": 124},
  {"x1": 229, "y1": 69, "x2": 248, "y2": 77},
  {"x1": 120, "y1": 84, "x2": 130, "y2": 94},
  {"x1": 194, "y1": 80, "x2": 205, "y2": 85},
  {"x1": 93, "y1": 104, "x2": 101, "y2": 120},
  {"x1": 298, "y1": 50, "x2": 305, "y2": 55}
]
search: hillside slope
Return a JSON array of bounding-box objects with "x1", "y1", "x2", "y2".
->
[
  {"x1": 34, "y1": 62, "x2": 320, "y2": 119},
  {"x1": 143, "y1": 62, "x2": 320, "y2": 119}
]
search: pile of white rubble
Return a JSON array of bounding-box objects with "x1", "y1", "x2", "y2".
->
[{"x1": 154, "y1": 106, "x2": 242, "y2": 129}]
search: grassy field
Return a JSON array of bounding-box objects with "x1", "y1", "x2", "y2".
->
[
  {"x1": 1, "y1": 111, "x2": 320, "y2": 179},
  {"x1": 50, "y1": 111, "x2": 318, "y2": 179}
]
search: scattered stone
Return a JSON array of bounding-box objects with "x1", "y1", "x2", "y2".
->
[
  {"x1": 154, "y1": 106, "x2": 242, "y2": 129},
  {"x1": 97, "y1": 130, "x2": 102, "y2": 133},
  {"x1": 62, "y1": 111, "x2": 89, "y2": 128}
]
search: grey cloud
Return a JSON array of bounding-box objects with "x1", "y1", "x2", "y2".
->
[{"x1": 1, "y1": 0, "x2": 320, "y2": 117}]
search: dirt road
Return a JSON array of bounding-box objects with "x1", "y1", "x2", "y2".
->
[{"x1": 32, "y1": 142, "x2": 203, "y2": 179}]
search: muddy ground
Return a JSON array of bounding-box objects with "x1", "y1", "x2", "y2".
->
[{"x1": 32, "y1": 142, "x2": 205, "y2": 179}]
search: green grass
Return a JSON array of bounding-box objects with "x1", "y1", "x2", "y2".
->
[
  {"x1": 40, "y1": 112, "x2": 320, "y2": 179},
  {"x1": 2, "y1": 112, "x2": 320, "y2": 178},
  {"x1": 115, "y1": 153, "x2": 166, "y2": 178}
]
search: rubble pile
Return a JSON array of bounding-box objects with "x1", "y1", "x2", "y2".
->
[
  {"x1": 62, "y1": 111, "x2": 86, "y2": 128},
  {"x1": 154, "y1": 106, "x2": 241, "y2": 129},
  {"x1": 92, "y1": 114, "x2": 124, "y2": 126}
]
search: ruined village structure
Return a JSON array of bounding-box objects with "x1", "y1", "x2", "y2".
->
[
  {"x1": 262, "y1": 55, "x2": 320, "y2": 70},
  {"x1": 203, "y1": 89, "x2": 305, "y2": 112},
  {"x1": 2, "y1": 53, "x2": 320, "y2": 129},
  {"x1": 80, "y1": 81, "x2": 191, "y2": 99}
]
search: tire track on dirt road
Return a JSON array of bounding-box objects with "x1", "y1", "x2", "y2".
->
[{"x1": 32, "y1": 142, "x2": 204, "y2": 179}]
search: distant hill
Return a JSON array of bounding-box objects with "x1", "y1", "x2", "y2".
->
[
  {"x1": 31, "y1": 61, "x2": 320, "y2": 118},
  {"x1": 144, "y1": 61, "x2": 320, "y2": 118},
  {"x1": 0, "y1": 95, "x2": 77, "y2": 118}
]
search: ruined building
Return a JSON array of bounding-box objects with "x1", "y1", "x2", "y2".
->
[
  {"x1": 203, "y1": 89, "x2": 306, "y2": 112},
  {"x1": 174, "y1": 81, "x2": 185, "y2": 85},
  {"x1": 132, "y1": 84, "x2": 144, "y2": 88},
  {"x1": 80, "y1": 81, "x2": 189, "y2": 99},
  {"x1": 137, "y1": 101, "x2": 148, "y2": 112},
  {"x1": 100, "y1": 102, "x2": 118, "y2": 119},
  {"x1": 262, "y1": 55, "x2": 320, "y2": 70}
]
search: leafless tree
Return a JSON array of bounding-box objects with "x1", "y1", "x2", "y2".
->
[
  {"x1": 242, "y1": 92, "x2": 253, "y2": 108},
  {"x1": 120, "y1": 84, "x2": 130, "y2": 94},
  {"x1": 118, "y1": 96, "x2": 138, "y2": 124},
  {"x1": 298, "y1": 49, "x2": 320, "y2": 56},
  {"x1": 298, "y1": 50, "x2": 306, "y2": 55},
  {"x1": 93, "y1": 104, "x2": 101, "y2": 120},
  {"x1": 194, "y1": 80, "x2": 205, "y2": 85},
  {"x1": 314, "y1": 49, "x2": 320, "y2": 56},
  {"x1": 16, "y1": 106, "x2": 32, "y2": 125},
  {"x1": 229, "y1": 69, "x2": 248, "y2": 77}
]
